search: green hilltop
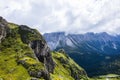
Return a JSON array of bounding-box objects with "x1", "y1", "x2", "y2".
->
[{"x1": 0, "y1": 17, "x2": 88, "y2": 80}]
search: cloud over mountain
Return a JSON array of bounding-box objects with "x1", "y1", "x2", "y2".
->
[{"x1": 0, "y1": 0, "x2": 120, "y2": 34}]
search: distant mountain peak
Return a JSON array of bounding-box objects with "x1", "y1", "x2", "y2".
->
[{"x1": 44, "y1": 31, "x2": 120, "y2": 77}]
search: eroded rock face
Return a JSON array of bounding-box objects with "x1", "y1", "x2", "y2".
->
[
  {"x1": 0, "y1": 17, "x2": 9, "y2": 43},
  {"x1": 30, "y1": 40, "x2": 55, "y2": 73},
  {"x1": 19, "y1": 25, "x2": 55, "y2": 79},
  {"x1": 29, "y1": 69, "x2": 50, "y2": 80}
]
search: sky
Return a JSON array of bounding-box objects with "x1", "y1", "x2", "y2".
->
[{"x1": 0, "y1": 0, "x2": 120, "y2": 34}]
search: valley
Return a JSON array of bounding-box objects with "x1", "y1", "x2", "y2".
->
[{"x1": 44, "y1": 32, "x2": 120, "y2": 78}]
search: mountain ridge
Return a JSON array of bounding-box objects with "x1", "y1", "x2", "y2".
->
[
  {"x1": 44, "y1": 31, "x2": 120, "y2": 77},
  {"x1": 44, "y1": 32, "x2": 120, "y2": 54}
]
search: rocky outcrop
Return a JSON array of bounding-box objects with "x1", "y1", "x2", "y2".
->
[
  {"x1": 0, "y1": 17, "x2": 9, "y2": 43},
  {"x1": 19, "y1": 25, "x2": 55, "y2": 79},
  {"x1": 29, "y1": 69, "x2": 50, "y2": 80},
  {"x1": 30, "y1": 40, "x2": 55, "y2": 73}
]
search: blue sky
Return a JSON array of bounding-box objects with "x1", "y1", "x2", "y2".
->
[{"x1": 0, "y1": 0, "x2": 120, "y2": 34}]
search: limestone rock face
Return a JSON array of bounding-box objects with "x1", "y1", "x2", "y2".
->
[
  {"x1": 0, "y1": 17, "x2": 9, "y2": 43},
  {"x1": 19, "y1": 25, "x2": 55, "y2": 79},
  {"x1": 30, "y1": 40, "x2": 55, "y2": 73}
]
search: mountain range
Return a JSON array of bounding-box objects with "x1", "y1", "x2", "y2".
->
[
  {"x1": 44, "y1": 32, "x2": 120, "y2": 77},
  {"x1": 1, "y1": 16, "x2": 120, "y2": 80}
]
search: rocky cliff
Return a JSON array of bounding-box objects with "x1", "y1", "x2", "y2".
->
[
  {"x1": 0, "y1": 17, "x2": 88, "y2": 80},
  {"x1": 19, "y1": 25, "x2": 55, "y2": 73},
  {"x1": 0, "y1": 17, "x2": 9, "y2": 43}
]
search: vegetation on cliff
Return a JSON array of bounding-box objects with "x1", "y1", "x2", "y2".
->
[{"x1": 0, "y1": 17, "x2": 88, "y2": 80}]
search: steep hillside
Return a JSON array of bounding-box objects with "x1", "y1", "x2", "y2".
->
[
  {"x1": 51, "y1": 49, "x2": 88, "y2": 80},
  {"x1": 0, "y1": 17, "x2": 88, "y2": 80},
  {"x1": 44, "y1": 32, "x2": 120, "y2": 77}
]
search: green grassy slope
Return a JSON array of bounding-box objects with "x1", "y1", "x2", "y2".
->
[
  {"x1": 0, "y1": 22, "x2": 88, "y2": 80},
  {"x1": 0, "y1": 23, "x2": 31, "y2": 80},
  {"x1": 51, "y1": 51, "x2": 88, "y2": 80}
]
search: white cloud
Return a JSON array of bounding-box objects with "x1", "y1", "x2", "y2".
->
[{"x1": 0, "y1": 0, "x2": 120, "y2": 34}]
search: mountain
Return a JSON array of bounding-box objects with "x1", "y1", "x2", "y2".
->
[
  {"x1": 0, "y1": 17, "x2": 88, "y2": 80},
  {"x1": 44, "y1": 32, "x2": 120, "y2": 77}
]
